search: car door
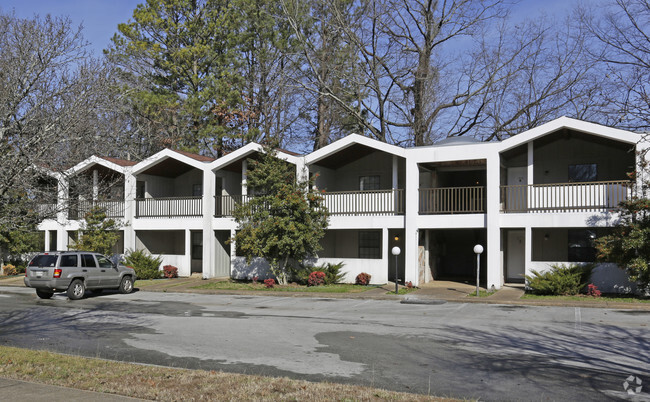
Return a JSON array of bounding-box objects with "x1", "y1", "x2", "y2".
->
[
  {"x1": 81, "y1": 253, "x2": 100, "y2": 287},
  {"x1": 96, "y1": 255, "x2": 119, "y2": 288}
]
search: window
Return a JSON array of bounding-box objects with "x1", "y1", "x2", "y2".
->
[
  {"x1": 192, "y1": 184, "x2": 203, "y2": 196},
  {"x1": 59, "y1": 255, "x2": 78, "y2": 268},
  {"x1": 568, "y1": 229, "x2": 596, "y2": 262},
  {"x1": 29, "y1": 255, "x2": 58, "y2": 267},
  {"x1": 96, "y1": 256, "x2": 113, "y2": 268},
  {"x1": 359, "y1": 175, "x2": 380, "y2": 191},
  {"x1": 569, "y1": 164, "x2": 597, "y2": 182},
  {"x1": 136, "y1": 181, "x2": 146, "y2": 198},
  {"x1": 81, "y1": 254, "x2": 97, "y2": 268},
  {"x1": 359, "y1": 230, "x2": 381, "y2": 259}
]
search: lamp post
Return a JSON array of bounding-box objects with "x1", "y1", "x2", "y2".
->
[
  {"x1": 473, "y1": 244, "x2": 484, "y2": 297},
  {"x1": 392, "y1": 235, "x2": 401, "y2": 294}
]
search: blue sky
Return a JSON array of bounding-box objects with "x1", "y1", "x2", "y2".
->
[{"x1": 0, "y1": 0, "x2": 582, "y2": 56}]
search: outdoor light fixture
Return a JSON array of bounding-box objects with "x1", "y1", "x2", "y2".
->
[
  {"x1": 473, "y1": 244, "x2": 484, "y2": 297},
  {"x1": 392, "y1": 245, "x2": 401, "y2": 294}
]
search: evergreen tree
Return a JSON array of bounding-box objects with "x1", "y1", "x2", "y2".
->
[
  {"x1": 232, "y1": 147, "x2": 328, "y2": 284},
  {"x1": 107, "y1": 0, "x2": 249, "y2": 156},
  {"x1": 70, "y1": 206, "x2": 122, "y2": 256}
]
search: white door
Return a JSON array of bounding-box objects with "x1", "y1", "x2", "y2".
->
[
  {"x1": 506, "y1": 167, "x2": 527, "y2": 211},
  {"x1": 506, "y1": 230, "x2": 525, "y2": 282}
]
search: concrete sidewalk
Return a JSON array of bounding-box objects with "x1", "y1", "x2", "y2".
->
[
  {"x1": 0, "y1": 377, "x2": 142, "y2": 401},
  {"x1": 2, "y1": 274, "x2": 649, "y2": 309}
]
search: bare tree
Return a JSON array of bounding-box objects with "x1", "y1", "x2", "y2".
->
[
  {"x1": 0, "y1": 12, "x2": 111, "y2": 230},
  {"x1": 285, "y1": 0, "x2": 604, "y2": 146},
  {"x1": 580, "y1": 0, "x2": 650, "y2": 131}
]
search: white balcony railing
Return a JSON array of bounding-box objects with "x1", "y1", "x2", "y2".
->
[
  {"x1": 419, "y1": 186, "x2": 485, "y2": 214},
  {"x1": 69, "y1": 200, "x2": 125, "y2": 219},
  {"x1": 136, "y1": 196, "x2": 202, "y2": 218},
  {"x1": 322, "y1": 189, "x2": 404, "y2": 215},
  {"x1": 215, "y1": 190, "x2": 404, "y2": 217},
  {"x1": 500, "y1": 180, "x2": 631, "y2": 212}
]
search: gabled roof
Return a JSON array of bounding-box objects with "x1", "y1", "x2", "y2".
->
[
  {"x1": 210, "y1": 142, "x2": 301, "y2": 172},
  {"x1": 132, "y1": 148, "x2": 215, "y2": 176},
  {"x1": 100, "y1": 156, "x2": 138, "y2": 167},
  {"x1": 66, "y1": 155, "x2": 133, "y2": 176},
  {"x1": 498, "y1": 117, "x2": 641, "y2": 153},
  {"x1": 171, "y1": 149, "x2": 216, "y2": 162},
  {"x1": 305, "y1": 134, "x2": 406, "y2": 168}
]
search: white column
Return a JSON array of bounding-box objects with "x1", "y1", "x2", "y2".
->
[
  {"x1": 202, "y1": 169, "x2": 215, "y2": 278},
  {"x1": 527, "y1": 141, "x2": 534, "y2": 185},
  {"x1": 44, "y1": 230, "x2": 51, "y2": 252},
  {"x1": 123, "y1": 170, "x2": 136, "y2": 252},
  {"x1": 404, "y1": 158, "x2": 419, "y2": 285},
  {"x1": 635, "y1": 140, "x2": 650, "y2": 198},
  {"x1": 56, "y1": 173, "x2": 68, "y2": 224},
  {"x1": 524, "y1": 226, "x2": 532, "y2": 279},
  {"x1": 241, "y1": 159, "x2": 248, "y2": 196},
  {"x1": 92, "y1": 169, "x2": 99, "y2": 201},
  {"x1": 424, "y1": 229, "x2": 431, "y2": 283},
  {"x1": 486, "y1": 149, "x2": 502, "y2": 289},
  {"x1": 57, "y1": 228, "x2": 67, "y2": 251}
]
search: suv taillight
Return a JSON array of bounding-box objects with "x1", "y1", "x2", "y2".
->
[{"x1": 53, "y1": 269, "x2": 62, "y2": 278}]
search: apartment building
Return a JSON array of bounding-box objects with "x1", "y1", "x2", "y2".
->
[{"x1": 35, "y1": 117, "x2": 646, "y2": 292}]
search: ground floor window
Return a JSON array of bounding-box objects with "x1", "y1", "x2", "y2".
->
[
  {"x1": 359, "y1": 230, "x2": 381, "y2": 259},
  {"x1": 568, "y1": 229, "x2": 597, "y2": 262}
]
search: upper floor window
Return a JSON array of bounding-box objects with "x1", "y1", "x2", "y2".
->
[
  {"x1": 569, "y1": 164, "x2": 597, "y2": 182},
  {"x1": 192, "y1": 184, "x2": 203, "y2": 196},
  {"x1": 136, "y1": 181, "x2": 146, "y2": 198},
  {"x1": 359, "y1": 175, "x2": 380, "y2": 191}
]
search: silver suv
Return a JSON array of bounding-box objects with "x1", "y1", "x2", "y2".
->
[{"x1": 24, "y1": 251, "x2": 136, "y2": 300}]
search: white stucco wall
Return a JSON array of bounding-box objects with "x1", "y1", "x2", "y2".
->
[{"x1": 527, "y1": 261, "x2": 637, "y2": 294}]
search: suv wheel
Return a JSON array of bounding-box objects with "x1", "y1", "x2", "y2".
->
[
  {"x1": 67, "y1": 279, "x2": 85, "y2": 300},
  {"x1": 36, "y1": 290, "x2": 53, "y2": 299},
  {"x1": 119, "y1": 276, "x2": 134, "y2": 294}
]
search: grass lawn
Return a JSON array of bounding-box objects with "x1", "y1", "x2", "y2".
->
[
  {"x1": 134, "y1": 279, "x2": 168, "y2": 288},
  {"x1": 0, "y1": 346, "x2": 454, "y2": 401},
  {"x1": 134, "y1": 278, "x2": 199, "y2": 288},
  {"x1": 522, "y1": 294, "x2": 650, "y2": 303},
  {"x1": 386, "y1": 287, "x2": 418, "y2": 295},
  {"x1": 467, "y1": 290, "x2": 498, "y2": 298},
  {"x1": 193, "y1": 280, "x2": 380, "y2": 293}
]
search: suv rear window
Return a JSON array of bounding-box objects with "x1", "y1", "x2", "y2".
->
[
  {"x1": 60, "y1": 255, "x2": 78, "y2": 267},
  {"x1": 29, "y1": 255, "x2": 58, "y2": 267}
]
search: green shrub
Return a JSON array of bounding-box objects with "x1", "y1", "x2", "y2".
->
[
  {"x1": 321, "y1": 262, "x2": 346, "y2": 285},
  {"x1": 525, "y1": 263, "x2": 594, "y2": 295},
  {"x1": 123, "y1": 249, "x2": 162, "y2": 280},
  {"x1": 292, "y1": 262, "x2": 347, "y2": 285}
]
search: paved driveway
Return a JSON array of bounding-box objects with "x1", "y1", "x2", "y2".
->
[{"x1": 1, "y1": 286, "x2": 649, "y2": 401}]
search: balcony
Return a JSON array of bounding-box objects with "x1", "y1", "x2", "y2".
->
[
  {"x1": 419, "y1": 186, "x2": 485, "y2": 214},
  {"x1": 323, "y1": 189, "x2": 404, "y2": 216},
  {"x1": 69, "y1": 200, "x2": 125, "y2": 219},
  {"x1": 500, "y1": 180, "x2": 631, "y2": 213},
  {"x1": 135, "y1": 196, "x2": 202, "y2": 218},
  {"x1": 215, "y1": 195, "x2": 251, "y2": 217},
  {"x1": 215, "y1": 190, "x2": 405, "y2": 217}
]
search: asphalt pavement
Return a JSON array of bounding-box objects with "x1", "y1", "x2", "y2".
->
[{"x1": 1, "y1": 275, "x2": 649, "y2": 401}]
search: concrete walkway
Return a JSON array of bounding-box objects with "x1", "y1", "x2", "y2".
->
[
  {"x1": 0, "y1": 377, "x2": 142, "y2": 401},
  {"x1": 2, "y1": 274, "x2": 649, "y2": 309}
]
